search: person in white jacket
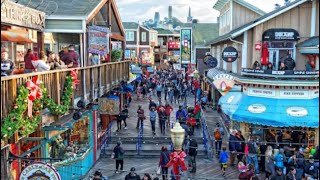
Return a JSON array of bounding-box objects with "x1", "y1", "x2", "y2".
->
[{"x1": 32, "y1": 51, "x2": 50, "y2": 72}]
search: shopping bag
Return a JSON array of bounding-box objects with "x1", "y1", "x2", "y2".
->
[
  {"x1": 156, "y1": 166, "x2": 161, "y2": 175},
  {"x1": 111, "y1": 152, "x2": 115, "y2": 159}
]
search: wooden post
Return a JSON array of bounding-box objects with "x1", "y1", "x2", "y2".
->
[
  {"x1": 91, "y1": 68, "x2": 95, "y2": 100},
  {"x1": 37, "y1": 32, "x2": 44, "y2": 54},
  {"x1": 54, "y1": 72, "x2": 61, "y2": 105}
]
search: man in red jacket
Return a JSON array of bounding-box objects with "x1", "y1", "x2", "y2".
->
[
  {"x1": 165, "y1": 102, "x2": 173, "y2": 127},
  {"x1": 24, "y1": 49, "x2": 36, "y2": 73}
]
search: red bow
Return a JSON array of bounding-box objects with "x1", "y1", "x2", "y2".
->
[
  {"x1": 70, "y1": 69, "x2": 80, "y2": 89},
  {"x1": 165, "y1": 151, "x2": 187, "y2": 180},
  {"x1": 26, "y1": 76, "x2": 42, "y2": 117}
]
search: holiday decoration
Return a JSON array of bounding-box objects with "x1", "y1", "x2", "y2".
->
[
  {"x1": 166, "y1": 151, "x2": 188, "y2": 180},
  {"x1": 1, "y1": 70, "x2": 79, "y2": 140}
]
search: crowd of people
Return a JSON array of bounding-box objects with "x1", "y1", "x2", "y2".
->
[{"x1": 1, "y1": 45, "x2": 108, "y2": 76}]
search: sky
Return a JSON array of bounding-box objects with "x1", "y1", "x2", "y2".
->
[{"x1": 115, "y1": 0, "x2": 286, "y2": 23}]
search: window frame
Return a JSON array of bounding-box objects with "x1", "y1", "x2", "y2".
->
[
  {"x1": 125, "y1": 31, "x2": 135, "y2": 41},
  {"x1": 141, "y1": 32, "x2": 147, "y2": 42}
]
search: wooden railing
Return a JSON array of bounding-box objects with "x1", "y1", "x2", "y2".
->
[{"x1": 1, "y1": 61, "x2": 130, "y2": 118}]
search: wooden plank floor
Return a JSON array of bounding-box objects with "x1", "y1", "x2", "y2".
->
[{"x1": 83, "y1": 94, "x2": 260, "y2": 179}]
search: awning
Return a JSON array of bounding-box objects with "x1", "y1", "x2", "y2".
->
[
  {"x1": 1, "y1": 31, "x2": 35, "y2": 43},
  {"x1": 130, "y1": 64, "x2": 142, "y2": 74},
  {"x1": 206, "y1": 68, "x2": 225, "y2": 80},
  {"x1": 296, "y1": 36, "x2": 319, "y2": 55},
  {"x1": 219, "y1": 92, "x2": 319, "y2": 128}
]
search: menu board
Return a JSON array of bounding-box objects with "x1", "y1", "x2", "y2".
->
[{"x1": 88, "y1": 25, "x2": 110, "y2": 56}]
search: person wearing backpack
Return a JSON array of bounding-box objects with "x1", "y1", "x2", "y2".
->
[
  {"x1": 113, "y1": 141, "x2": 124, "y2": 174},
  {"x1": 214, "y1": 127, "x2": 222, "y2": 155},
  {"x1": 159, "y1": 146, "x2": 170, "y2": 180}
]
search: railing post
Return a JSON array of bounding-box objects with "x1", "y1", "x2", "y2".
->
[
  {"x1": 54, "y1": 72, "x2": 61, "y2": 105},
  {"x1": 90, "y1": 68, "x2": 95, "y2": 100}
]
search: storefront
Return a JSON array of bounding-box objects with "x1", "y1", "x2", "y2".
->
[
  {"x1": 1, "y1": 0, "x2": 45, "y2": 72},
  {"x1": 43, "y1": 111, "x2": 95, "y2": 179},
  {"x1": 219, "y1": 87, "x2": 319, "y2": 148}
]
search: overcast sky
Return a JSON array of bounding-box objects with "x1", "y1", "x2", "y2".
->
[{"x1": 115, "y1": 0, "x2": 286, "y2": 23}]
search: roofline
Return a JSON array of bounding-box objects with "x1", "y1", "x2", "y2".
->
[
  {"x1": 231, "y1": 0, "x2": 308, "y2": 38},
  {"x1": 139, "y1": 25, "x2": 150, "y2": 31},
  {"x1": 124, "y1": 29, "x2": 138, "y2": 31},
  {"x1": 45, "y1": 15, "x2": 86, "y2": 20},
  {"x1": 110, "y1": 0, "x2": 125, "y2": 36},
  {"x1": 86, "y1": 0, "x2": 109, "y2": 22},
  {"x1": 234, "y1": 0, "x2": 266, "y2": 15}
]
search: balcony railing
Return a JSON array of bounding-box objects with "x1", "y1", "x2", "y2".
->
[
  {"x1": 1, "y1": 61, "x2": 130, "y2": 118},
  {"x1": 241, "y1": 68, "x2": 319, "y2": 79}
]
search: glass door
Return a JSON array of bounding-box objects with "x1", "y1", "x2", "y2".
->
[{"x1": 268, "y1": 50, "x2": 279, "y2": 70}]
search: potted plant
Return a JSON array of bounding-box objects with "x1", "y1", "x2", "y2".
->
[{"x1": 111, "y1": 49, "x2": 123, "y2": 62}]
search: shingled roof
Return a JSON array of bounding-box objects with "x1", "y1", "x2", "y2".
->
[
  {"x1": 123, "y1": 22, "x2": 139, "y2": 30},
  {"x1": 153, "y1": 28, "x2": 178, "y2": 35}
]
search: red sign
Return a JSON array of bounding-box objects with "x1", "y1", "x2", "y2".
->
[
  {"x1": 255, "y1": 43, "x2": 262, "y2": 50},
  {"x1": 168, "y1": 41, "x2": 180, "y2": 49}
]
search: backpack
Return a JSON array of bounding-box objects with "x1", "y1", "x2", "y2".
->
[{"x1": 214, "y1": 129, "x2": 221, "y2": 140}]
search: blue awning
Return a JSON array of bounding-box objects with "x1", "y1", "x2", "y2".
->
[{"x1": 219, "y1": 92, "x2": 319, "y2": 128}]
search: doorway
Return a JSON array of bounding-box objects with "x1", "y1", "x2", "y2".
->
[{"x1": 268, "y1": 49, "x2": 294, "y2": 70}]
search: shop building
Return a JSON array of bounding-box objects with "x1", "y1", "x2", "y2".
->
[
  {"x1": 123, "y1": 22, "x2": 158, "y2": 65},
  {"x1": 17, "y1": 0, "x2": 125, "y2": 67},
  {"x1": 204, "y1": 0, "x2": 319, "y2": 147},
  {"x1": 1, "y1": 0, "x2": 45, "y2": 72}
]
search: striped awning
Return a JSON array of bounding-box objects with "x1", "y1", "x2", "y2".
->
[{"x1": 206, "y1": 68, "x2": 225, "y2": 80}]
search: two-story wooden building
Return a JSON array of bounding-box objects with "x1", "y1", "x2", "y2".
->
[
  {"x1": 123, "y1": 22, "x2": 158, "y2": 65},
  {"x1": 204, "y1": 0, "x2": 319, "y2": 147}
]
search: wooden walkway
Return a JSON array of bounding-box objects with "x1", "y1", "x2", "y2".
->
[{"x1": 83, "y1": 95, "x2": 243, "y2": 180}]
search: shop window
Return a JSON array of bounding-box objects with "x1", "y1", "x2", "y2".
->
[
  {"x1": 141, "y1": 32, "x2": 147, "y2": 42},
  {"x1": 48, "y1": 116, "x2": 91, "y2": 162},
  {"x1": 268, "y1": 41, "x2": 296, "y2": 70}
]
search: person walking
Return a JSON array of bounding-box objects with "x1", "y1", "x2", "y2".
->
[
  {"x1": 149, "y1": 108, "x2": 157, "y2": 135},
  {"x1": 125, "y1": 167, "x2": 141, "y2": 180},
  {"x1": 165, "y1": 103, "x2": 173, "y2": 127},
  {"x1": 219, "y1": 147, "x2": 229, "y2": 176},
  {"x1": 229, "y1": 130, "x2": 241, "y2": 166},
  {"x1": 214, "y1": 126, "x2": 222, "y2": 155},
  {"x1": 159, "y1": 146, "x2": 170, "y2": 180},
  {"x1": 121, "y1": 105, "x2": 129, "y2": 130},
  {"x1": 247, "y1": 136, "x2": 260, "y2": 175},
  {"x1": 236, "y1": 131, "x2": 246, "y2": 163},
  {"x1": 137, "y1": 105, "x2": 145, "y2": 129},
  {"x1": 274, "y1": 149, "x2": 285, "y2": 173},
  {"x1": 175, "y1": 106, "x2": 187, "y2": 124},
  {"x1": 265, "y1": 146, "x2": 276, "y2": 179},
  {"x1": 113, "y1": 142, "x2": 124, "y2": 174},
  {"x1": 158, "y1": 108, "x2": 167, "y2": 135},
  {"x1": 188, "y1": 138, "x2": 198, "y2": 173}
]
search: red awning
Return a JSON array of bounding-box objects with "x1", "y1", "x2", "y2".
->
[{"x1": 1, "y1": 31, "x2": 35, "y2": 43}]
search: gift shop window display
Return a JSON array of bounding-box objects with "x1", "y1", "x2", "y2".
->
[{"x1": 48, "y1": 117, "x2": 91, "y2": 162}]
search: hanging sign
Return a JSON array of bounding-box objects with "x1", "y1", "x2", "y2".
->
[
  {"x1": 98, "y1": 96, "x2": 119, "y2": 115},
  {"x1": 203, "y1": 55, "x2": 218, "y2": 68},
  {"x1": 1, "y1": 1, "x2": 45, "y2": 31},
  {"x1": 255, "y1": 43, "x2": 262, "y2": 50},
  {"x1": 262, "y1": 28, "x2": 300, "y2": 41},
  {"x1": 222, "y1": 47, "x2": 238, "y2": 63},
  {"x1": 212, "y1": 74, "x2": 235, "y2": 96},
  {"x1": 19, "y1": 162, "x2": 61, "y2": 180},
  {"x1": 88, "y1": 25, "x2": 110, "y2": 56},
  {"x1": 180, "y1": 28, "x2": 192, "y2": 64}
]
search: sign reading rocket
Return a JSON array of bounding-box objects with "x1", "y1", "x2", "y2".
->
[{"x1": 213, "y1": 74, "x2": 235, "y2": 96}]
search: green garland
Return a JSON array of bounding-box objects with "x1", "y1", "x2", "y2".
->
[{"x1": 1, "y1": 74, "x2": 75, "y2": 140}]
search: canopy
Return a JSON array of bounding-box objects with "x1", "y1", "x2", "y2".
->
[
  {"x1": 219, "y1": 92, "x2": 319, "y2": 128},
  {"x1": 1, "y1": 31, "x2": 35, "y2": 43}
]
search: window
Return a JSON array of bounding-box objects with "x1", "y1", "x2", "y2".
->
[
  {"x1": 220, "y1": 9, "x2": 231, "y2": 27},
  {"x1": 141, "y1": 32, "x2": 147, "y2": 42},
  {"x1": 125, "y1": 31, "x2": 134, "y2": 41}
]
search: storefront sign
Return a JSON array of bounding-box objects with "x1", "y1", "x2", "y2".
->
[
  {"x1": 242, "y1": 68, "x2": 319, "y2": 76},
  {"x1": 180, "y1": 28, "x2": 192, "y2": 64},
  {"x1": 88, "y1": 25, "x2": 110, "y2": 56},
  {"x1": 248, "y1": 88, "x2": 276, "y2": 97},
  {"x1": 19, "y1": 162, "x2": 60, "y2": 180},
  {"x1": 98, "y1": 96, "x2": 119, "y2": 115},
  {"x1": 262, "y1": 28, "x2": 300, "y2": 41},
  {"x1": 255, "y1": 43, "x2": 262, "y2": 50},
  {"x1": 212, "y1": 74, "x2": 235, "y2": 96},
  {"x1": 222, "y1": 47, "x2": 238, "y2": 63},
  {"x1": 1, "y1": 1, "x2": 45, "y2": 31},
  {"x1": 168, "y1": 41, "x2": 180, "y2": 49},
  {"x1": 279, "y1": 90, "x2": 309, "y2": 98},
  {"x1": 203, "y1": 55, "x2": 218, "y2": 68}
]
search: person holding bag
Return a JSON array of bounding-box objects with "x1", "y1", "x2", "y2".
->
[{"x1": 158, "y1": 146, "x2": 170, "y2": 180}]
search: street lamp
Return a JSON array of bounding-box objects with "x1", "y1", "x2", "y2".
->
[{"x1": 166, "y1": 122, "x2": 187, "y2": 180}]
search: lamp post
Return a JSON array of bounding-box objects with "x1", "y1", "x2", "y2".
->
[
  {"x1": 193, "y1": 69, "x2": 199, "y2": 106},
  {"x1": 166, "y1": 122, "x2": 187, "y2": 180}
]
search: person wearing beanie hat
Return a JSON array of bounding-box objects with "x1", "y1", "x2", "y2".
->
[
  {"x1": 125, "y1": 167, "x2": 140, "y2": 180},
  {"x1": 113, "y1": 141, "x2": 124, "y2": 174}
]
